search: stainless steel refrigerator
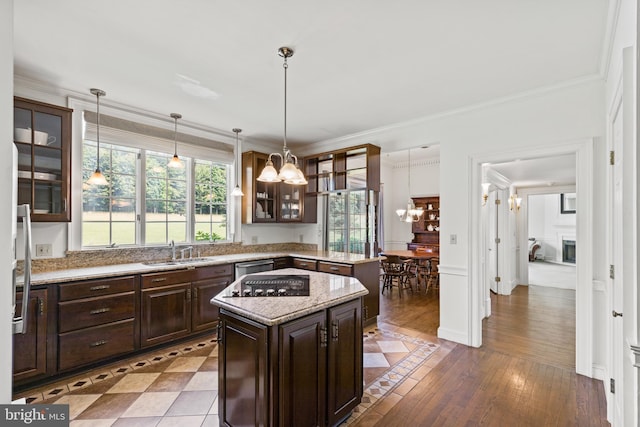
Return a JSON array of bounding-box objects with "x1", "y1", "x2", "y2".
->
[{"x1": 10, "y1": 143, "x2": 33, "y2": 395}]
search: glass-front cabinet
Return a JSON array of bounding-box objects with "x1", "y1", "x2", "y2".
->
[
  {"x1": 14, "y1": 97, "x2": 72, "y2": 222},
  {"x1": 303, "y1": 144, "x2": 380, "y2": 194}
]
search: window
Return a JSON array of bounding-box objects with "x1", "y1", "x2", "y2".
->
[
  {"x1": 82, "y1": 140, "x2": 230, "y2": 247},
  {"x1": 326, "y1": 190, "x2": 370, "y2": 254},
  {"x1": 194, "y1": 160, "x2": 228, "y2": 242},
  {"x1": 145, "y1": 150, "x2": 188, "y2": 244},
  {"x1": 82, "y1": 141, "x2": 139, "y2": 246}
]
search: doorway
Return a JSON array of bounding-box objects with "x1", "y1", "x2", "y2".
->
[{"x1": 471, "y1": 139, "x2": 594, "y2": 377}]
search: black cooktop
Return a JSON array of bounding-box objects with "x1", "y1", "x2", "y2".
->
[{"x1": 233, "y1": 274, "x2": 310, "y2": 297}]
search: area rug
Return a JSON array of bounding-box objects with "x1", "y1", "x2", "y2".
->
[{"x1": 342, "y1": 327, "x2": 440, "y2": 425}]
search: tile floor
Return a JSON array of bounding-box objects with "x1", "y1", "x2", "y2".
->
[{"x1": 14, "y1": 323, "x2": 453, "y2": 427}]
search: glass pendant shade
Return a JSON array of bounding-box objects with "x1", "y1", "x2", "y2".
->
[
  {"x1": 168, "y1": 153, "x2": 183, "y2": 168},
  {"x1": 257, "y1": 159, "x2": 280, "y2": 182},
  {"x1": 278, "y1": 161, "x2": 299, "y2": 181},
  {"x1": 231, "y1": 185, "x2": 244, "y2": 197},
  {"x1": 88, "y1": 169, "x2": 108, "y2": 186}
]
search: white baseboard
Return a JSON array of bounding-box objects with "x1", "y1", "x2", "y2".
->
[
  {"x1": 437, "y1": 326, "x2": 471, "y2": 347},
  {"x1": 592, "y1": 364, "x2": 607, "y2": 381}
]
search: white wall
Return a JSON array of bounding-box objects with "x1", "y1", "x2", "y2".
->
[
  {"x1": 382, "y1": 158, "x2": 440, "y2": 251},
  {"x1": 528, "y1": 193, "x2": 577, "y2": 262},
  {"x1": 1, "y1": 0, "x2": 13, "y2": 403}
]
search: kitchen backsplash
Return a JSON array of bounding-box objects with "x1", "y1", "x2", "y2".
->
[{"x1": 18, "y1": 242, "x2": 317, "y2": 274}]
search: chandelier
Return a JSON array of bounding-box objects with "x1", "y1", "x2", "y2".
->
[
  {"x1": 256, "y1": 47, "x2": 307, "y2": 185},
  {"x1": 396, "y1": 148, "x2": 423, "y2": 222}
]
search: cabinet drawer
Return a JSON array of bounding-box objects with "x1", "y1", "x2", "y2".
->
[
  {"x1": 317, "y1": 261, "x2": 353, "y2": 276},
  {"x1": 193, "y1": 264, "x2": 233, "y2": 280},
  {"x1": 273, "y1": 257, "x2": 291, "y2": 269},
  {"x1": 141, "y1": 270, "x2": 192, "y2": 289},
  {"x1": 58, "y1": 292, "x2": 135, "y2": 333},
  {"x1": 58, "y1": 319, "x2": 135, "y2": 371},
  {"x1": 59, "y1": 276, "x2": 135, "y2": 301},
  {"x1": 292, "y1": 258, "x2": 317, "y2": 271}
]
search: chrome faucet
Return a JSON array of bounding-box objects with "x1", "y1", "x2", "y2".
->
[
  {"x1": 180, "y1": 246, "x2": 193, "y2": 260},
  {"x1": 169, "y1": 240, "x2": 176, "y2": 261}
]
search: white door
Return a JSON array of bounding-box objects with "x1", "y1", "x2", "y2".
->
[
  {"x1": 487, "y1": 190, "x2": 499, "y2": 294},
  {"x1": 609, "y1": 82, "x2": 624, "y2": 424}
]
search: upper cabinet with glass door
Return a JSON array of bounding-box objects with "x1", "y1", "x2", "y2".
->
[
  {"x1": 303, "y1": 144, "x2": 380, "y2": 194},
  {"x1": 14, "y1": 97, "x2": 72, "y2": 222}
]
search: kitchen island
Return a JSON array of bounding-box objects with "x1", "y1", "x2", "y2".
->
[{"x1": 212, "y1": 268, "x2": 368, "y2": 427}]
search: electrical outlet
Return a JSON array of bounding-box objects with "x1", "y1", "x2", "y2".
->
[
  {"x1": 251, "y1": 236, "x2": 258, "y2": 244},
  {"x1": 36, "y1": 243, "x2": 52, "y2": 257},
  {"x1": 299, "y1": 234, "x2": 304, "y2": 243}
]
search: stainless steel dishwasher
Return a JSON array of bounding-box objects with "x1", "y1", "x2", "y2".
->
[{"x1": 234, "y1": 259, "x2": 274, "y2": 279}]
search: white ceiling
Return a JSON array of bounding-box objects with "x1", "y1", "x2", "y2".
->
[
  {"x1": 13, "y1": 0, "x2": 610, "y2": 152},
  {"x1": 489, "y1": 154, "x2": 577, "y2": 188}
]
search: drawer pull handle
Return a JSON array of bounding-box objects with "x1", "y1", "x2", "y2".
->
[
  {"x1": 151, "y1": 277, "x2": 167, "y2": 282},
  {"x1": 330, "y1": 267, "x2": 339, "y2": 271},
  {"x1": 90, "y1": 285, "x2": 110, "y2": 291},
  {"x1": 90, "y1": 308, "x2": 111, "y2": 315},
  {"x1": 90, "y1": 340, "x2": 108, "y2": 347},
  {"x1": 299, "y1": 263, "x2": 308, "y2": 267}
]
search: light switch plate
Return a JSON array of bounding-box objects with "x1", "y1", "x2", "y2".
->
[
  {"x1": 36, "y1": 243, "x2": 52, "y2": 257},
  {"x1": 449, "y1": 234, "x2": 457, "y2": 245}
]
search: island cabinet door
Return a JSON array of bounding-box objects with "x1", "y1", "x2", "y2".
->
[
  {"x1": 278, "y1": 310, "x2": 327, "y2": 427},
  {"x1": 218, "y1": 310, "x2": 269, "y2": 427},
  {"x1": 327, "y1": 298, "x2": 363, "y2": 426}
]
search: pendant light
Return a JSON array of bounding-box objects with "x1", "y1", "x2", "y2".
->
[
  {"x1": 230, "y1": 128, "x2": 244, "y2": 197},
  {"x1": 87, "y1": 88, "x2": 108, "y2": 186},
  {"x1": 396, "y1": 148, "x2": 423, "y2": 223},
  {"x1": 167, "y1": 113, "x2": 183, "y2": 168},
  {"x1": 257, "y1": 46, "x2": 307, "y2": 185}
]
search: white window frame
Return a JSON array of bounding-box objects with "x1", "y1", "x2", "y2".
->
[{"x1": 68, "y1": 96, "x2": 237, "y2": 251}]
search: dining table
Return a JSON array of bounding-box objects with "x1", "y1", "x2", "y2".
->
[
  {"x1": 379, "y1": 250, "x2": 438, "y2": 291},
  {"x1": 379, "y1": 249, "x2": 437, "y2": 260}
]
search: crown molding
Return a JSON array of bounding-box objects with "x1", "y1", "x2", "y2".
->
[{"x1": 307, "y1": 74, "x2": 603, "y2": 152}]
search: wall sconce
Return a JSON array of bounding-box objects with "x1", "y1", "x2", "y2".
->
[
  {"x1": 481, "y1": 183, "x2": 490, "y2": 206},
  {"x1": 509, "y1": 194, "x2": 522, "y2": 211}
]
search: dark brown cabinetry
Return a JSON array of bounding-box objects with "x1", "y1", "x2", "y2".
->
[
  {"x1": 292, "y1": 258, "x2": 379, "y2": 325},
  {"x1": 241, "y1": 151, "x2": 315, "y2": 224},
  {"x1": 141, "y1": 270, "x2": 193, "y2": 347},
  {"x1": 13, "y1": 288, "x2": 49, "y2": 384},
  {"x1": 219, "y1": 298, "x2": 362, "y2": 427},
  {"x1": 14, "y1": 97, "x2": 72, "y2": 222},
  {"x1": 303, "y1": 144, "x2": 380, "y2": 194},
  {"x1": 58, "y1": 276, "x2": 137, "y2": 371},
  {"x1": 408, "y1": 196, "x2": 440, "y2": 254},
  {"x1": 141, "y1": 264, "x2": 233, "y2": 347},
  {"x1": 192, "y1": 265, "x2": 233, "y2": 332}
]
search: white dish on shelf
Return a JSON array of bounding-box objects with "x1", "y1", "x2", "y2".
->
[
  {"x1": 14, "y1": 128, "x2": 30, "y2": 143},
  {"x1": 33, "y1": 209, "x2": 50, "y2": 214},
  {"x1": 17, "y1": 170, "x2": 30, "y2": 179},
  {"x1": 34, "y1": 131, "x2": 56, "y2": 146}
]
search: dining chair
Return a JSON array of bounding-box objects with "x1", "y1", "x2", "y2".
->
[
  {"x1": 381, "y1": 256, "x2": 408, "y2": 297},
  {"x1": 425, "y1": 257, "x2": 440, "y2": 293}
]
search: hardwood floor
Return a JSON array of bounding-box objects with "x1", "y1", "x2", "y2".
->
[{"x1": 362, "y1": 284, "x2": 609, "y2": 426}]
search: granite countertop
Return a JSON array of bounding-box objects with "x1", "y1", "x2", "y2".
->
[
  {"x1": 21, "y1": 251, "x2": 384, "y2": 286},
  {"x1": 211, "y1": 268, "x2": 369, "y2": 326}
]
